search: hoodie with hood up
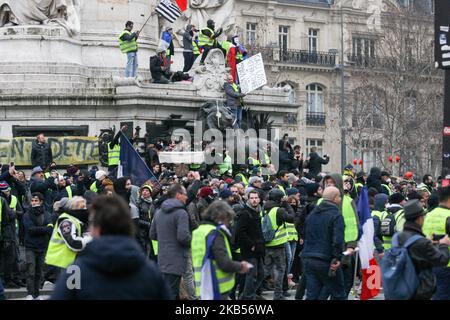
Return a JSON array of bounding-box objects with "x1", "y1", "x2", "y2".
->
[
  {"x1": 150, "y1": 198, "x2": 192, "y2": 276},
  {"x1": 51, "y1": 236, "x2": 170, "y2": 300},
  {"x1": 372, "y1": 193, "x2": 389, "y2": 253}
]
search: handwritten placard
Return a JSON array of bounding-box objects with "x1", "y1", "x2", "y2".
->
[{"x1": 236, "y1": 53, "x2": 267, "y2": 94}]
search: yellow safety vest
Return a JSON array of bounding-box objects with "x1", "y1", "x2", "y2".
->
[
  {"x1": 90, "y1": 181, "x2": 98, "y2": 193},
  {"x1": 218, "y1": 154, "x2": 232, "y2": 175},
  {"x1": 198, "y1": 27, "x2": 215, "y2": 47},
  {"x1": 382, "y1": 184, "x2": 393, "y2": 196},
  {"x1": 277, "y1": 185, "x2": 287, "y2": 196},
  {"x1": 192, "y1": 224, "x2": 235, "y2": 297},
  {"x1": 44, "y1": 172, "x2": 51, "y2": 179},
  {"x1": 248, "y1": 157, "x2": 261, "y2": 173},
  {"x1": 151, "y1": 240, "x2": 158, "y2": 256},
  {"x1": 119, "y1": 30, "x2": 138, "y2": 54},
  {"x1": 221, "y1": 41, "x2": 233, "y2": 57},
  {"x1": 45, "y1": 213, "x2": 82, "y2": 269},
  {"x1": 108, "y1": 142, "x2": 120, "y2": 166},
  {"x1": 65, "y1": 186, "x2": 73, "y2": 199},
  {"x1": 423, "y1": 206, "x2": 450, "y2": 267},
  {"x1": 235, "y1": 173, "x2": 248, "y2": 187},
  {"x1": 264, "y1": 207, "x2": 288, "y2": 247},
  {"x1": 342, "y1": 195, "x2": 359, "y2": 243},
  {"x1": 193, "y1": 40, "x2": 200, "y2": 55},
  {"x1": 382, "y1": 209, "x2": 405, "y2": 250},
  {"x1": 286, "y1": 222, "x2": 298, "y2": 242},
  {"x1": 9, "y1": 195, "x2": 17, "y2": 211}
]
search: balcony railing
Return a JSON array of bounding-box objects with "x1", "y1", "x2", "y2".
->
[
  {"x1": 247, "y1": 46, "x2": 337, "y2": 67},
  {"x1": 347, "y1": 54, "x2": 434, "y2": 72},
  {"x1": 306, "y1": 112, "x2": 326, "y2": 126}
]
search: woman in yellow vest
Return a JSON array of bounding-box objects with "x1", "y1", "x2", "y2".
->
[{"x1": 192, "y1": 201, "x2": 251, "y2": 300}]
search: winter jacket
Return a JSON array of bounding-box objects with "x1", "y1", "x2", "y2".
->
[
  {"x1": 150, "y1": 54, "x2": 170, "y2": 81},
  {"x1": 150, "y1": 198, "x2": 192, "y2": 276},
  {"x1": 224, "y1": 82, "x2": 245, "y2": 110},
  {"x1": 31, "y1": 140, "x2": 53, "y2": 169},
  {"x1": 397, "y1": 222, "x2": 450, "y2": 300},
  {"x1": 136, "y1": 197, "x2": 153, "y2": 250},
  {"x1": 51, "y1": 236, "x2": 170, "y2": 300},
  {"x1": 307, "y1": 152, "x2": 329, "y2": 176},
  {"x1": 301, "y1": 200, "x2": 345, "y2": 263},
  {"x1": 236, "y1": 203, "x2": 265, "y2": 259},
  {"x1": 279, "y1": 149, "x2": 294, "y2": 172},
  {"x1": 0, "y1": 197, "x2": 14, "y2": 242},
  {"x1": 30, "y1": 176, "x2": 56, "y2": 210},
  {"x1": 22, "y1": 206, "x2": 52, "y2": 253},
  {"x1": 183, "y1": 25, "x2": 194, "y2": 52},
  {"x1": 299, "y1": 195, "x2": 321, "y2": 240},
  {"x1": 53, "y1": 181, "x2": 86, "y2": 202}
]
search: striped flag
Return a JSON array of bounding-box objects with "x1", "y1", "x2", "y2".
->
[{"x1": 155, "y1": 0, "x2": 182, "y2": 23}]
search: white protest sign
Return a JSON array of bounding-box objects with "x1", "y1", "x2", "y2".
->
[
  {"x1": 236, "y1": 53, "x2": 267, "y2": 94},
  {"x1": 158, "y1": 152, "x2": 205, "y2": 164}
]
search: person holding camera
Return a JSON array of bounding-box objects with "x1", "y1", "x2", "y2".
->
[
  {"x1": 301, "y1": 186, "x2": 346, "y2": 300},
  {"x1": 306, "y1": 147, "x2": 329, "y2": 177}
]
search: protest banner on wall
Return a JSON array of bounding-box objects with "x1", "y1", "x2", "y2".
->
[
  {"x1": 236, "y1": 53, "x2": 267, "y2": 94},
  {"x1": 0, "y1": 137, "x2": 99, "y2": 166}
]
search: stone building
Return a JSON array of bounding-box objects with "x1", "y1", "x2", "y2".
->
[{"x1": 0, "y1": 0, "x2": 440, "y2": 174}]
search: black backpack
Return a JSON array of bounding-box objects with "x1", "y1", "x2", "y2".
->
[{"x1": 381, "y1": 210, "x2": 404, "y2": 237}]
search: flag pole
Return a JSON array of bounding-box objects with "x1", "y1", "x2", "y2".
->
[
  {"x1": 139, "y1": 12, "x2": 155, "y2": 33},
  {"x1": 353, "y1": 249, "x2": 360, "y2": 300}
]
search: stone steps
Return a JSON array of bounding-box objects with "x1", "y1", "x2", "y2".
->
[
  {"x1": 4, "y1": 283, "x2": 54, "y2": 300},
  {"x1": 0, "y1": 87, "x2": 115, "y2": 96}
]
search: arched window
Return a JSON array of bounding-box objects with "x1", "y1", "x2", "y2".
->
[{"x1": 306, "y1": 83, "x2": 324, "y2": 113}]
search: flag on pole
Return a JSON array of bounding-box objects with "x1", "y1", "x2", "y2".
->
[
  {"x1": 155, "y1": 0, "x2": 182, "y2": 23},
  {"x1": 175, "y1": 0, "x2": 187, "y2": 12},
  {"x1": 357, "y1": 186, "x2": 380, "y2": 300},
  {"x1": 200, "y1": 228, "x2": 222, "y2": 300},
  {"x1": 118, "y1": 133, "x2": 158, "y2": 186}
]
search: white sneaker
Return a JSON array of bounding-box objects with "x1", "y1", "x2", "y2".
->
[
  {"x1": 34, "y1": 296, "x2": 42, "y2": 300},
  {"x1": 25, "y1": 295, "x2": 34, "y2": 300}
]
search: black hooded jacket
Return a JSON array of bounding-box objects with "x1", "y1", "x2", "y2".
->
[{"x1": 51, "y1": 236, "x2": 170, "y2": 300}]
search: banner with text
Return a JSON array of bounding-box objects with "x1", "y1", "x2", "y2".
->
[
  {"x1": 236, "y1": 53, "x2": 267, "y2": 94},
  {"x1": 0, "y1": 137, "x2": 99, "y2": 166}
]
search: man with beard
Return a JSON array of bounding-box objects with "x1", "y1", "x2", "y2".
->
[
  {"x1": 22, "y1": 193, "x2": 53, "y2": 300},
  {"x1": 45, "y1": 196, "x2": 92, "y2": 271},
  {"x1": 418, "y1": 174, "x2": 434, "y2": 196}
]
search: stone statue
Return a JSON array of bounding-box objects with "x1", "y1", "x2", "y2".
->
[
  {"x1": 197, "y1": 100, "x2": 238, "y2": 132},
  {"x1": 0, "y1": 0, "x2": 81, "y2": 36},
  {"x1": 193, "y1": 48, "x2": 229, "y2": 97},
  {"x1": 171, "y1": 0, "x2": 236, "y2": 42}
]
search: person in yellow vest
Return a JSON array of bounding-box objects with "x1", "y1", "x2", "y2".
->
[
  {"x1": 234, "y1": 166, "x2": 249, "y2": 188},
  {"x1": 381, "y1": 171, "x2": 394, "y2": 196},
  {"x1": 119, "y1": 21, "x2": 140, "y2": 78},
  {"x1": 198, "y1": 19, "x2": 223, "y2": 64},
  {"x1": 276, "y1": 170, "x2": 291, "y2": 196},
  {"x1": 396, "y1": 199, "x2": 450, "y2": 300},
  {"x1": 322, "y1": 173, "x2": 359, "y2": 298},
  {"x1": 217, "y1": 149, "x2": 233, "y2": 177},
  {"x1": 422, "y1": 187, "x2": 450, "y2": 300},
  {"x1": 371, "y1": 193, "x2": 389, "y2": 258},
  {"x1": 224, "y1": 74, "x2": 246, "y2": 128},
  {"x1": 381, "y1": 193, "x2": 407, "y2": 250},
  {"x1": 192, "y1": 200, "x2": 251, "y2": 300},
  {"x1": 90, "y1": 170, "x2": 107, "y2": 194},
  {"x1": 301, "y1": 186, "x2": 346, "y2": 300},
  {"x1": 45, "y1": 196, "x2": 92, "y2": 270},
  {"x1": 107, "y1": 125, "x2": 128, "y2": 176},
  {"x1": 0, "y1": 181, "x2": 23, "y2": 233},
  {"x1": 263, "y1": 188, "x2": 295, "y2": 300},
  {"x1": 53, "y1": 175, "x2": 85, "y2": 202}
]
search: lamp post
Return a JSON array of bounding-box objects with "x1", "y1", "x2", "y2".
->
[{"x1": 339, "y1": 2, "x2": 346, "y2": 172}]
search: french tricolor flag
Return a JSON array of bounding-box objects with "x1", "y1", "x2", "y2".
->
[{"x1": 357, "y1": 187, "x2": 380, "y2": 300}]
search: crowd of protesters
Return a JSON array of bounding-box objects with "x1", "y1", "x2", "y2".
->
[{"x1": 0, "y1": 132, "x2": 449, "y2": 301}]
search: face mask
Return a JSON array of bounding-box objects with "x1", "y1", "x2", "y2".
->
[
  {"x1": 386, "y1": 178, "x2": 391, "y2": 183},
  {"x1": 234, "y1": 37, "x2": 240, "y2": 46}
]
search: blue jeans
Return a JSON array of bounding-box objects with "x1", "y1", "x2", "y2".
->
[
  {"x1": 432, "y1": 267, "x2": 450, "y2": 300},
  {"x1": 303, "y1": 258, "x2": 347, "y2": 300},
  {"x1": 285, "y1": 241, "x2": 297, "y2": 275},
  {"x1": 125, "y1": 51, "x2": 138, "y2": 77},
  {"x1": 231, "y1": 106, "x2": 243, "y2": 128}
]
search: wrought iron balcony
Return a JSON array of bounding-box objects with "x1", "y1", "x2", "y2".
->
[
  {"x1": 306, "y1": 112, "x2": 326, "y2": 126},
  {"x1": 247, "y1": 46, "x2": 337, "y2": 67},
  {"x1": 347, "y1": 54, "x2": 433, "y2": 72}
]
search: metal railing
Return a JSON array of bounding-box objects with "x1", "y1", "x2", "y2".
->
[
  {"x1": 347, "y1": 54, "x2": 433, "y2": 72},
  {"x1": 306, "y1": 111, "x2": 326, "y2": 126},
  {"x1": 247, "y1": 46, "x2": 337, "y2": 67}
]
